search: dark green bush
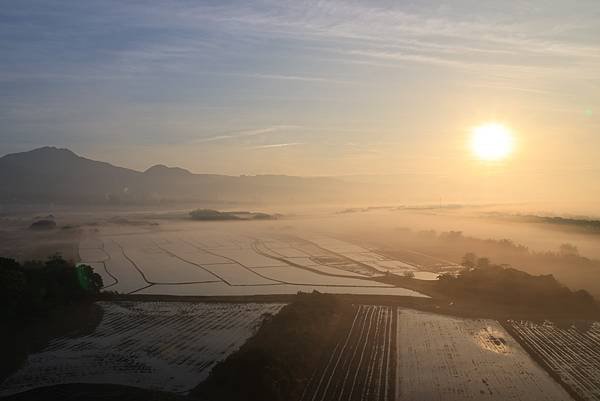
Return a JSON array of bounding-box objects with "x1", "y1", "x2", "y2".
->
[{"x1": 0, "y1": 255, "x2": 102, "y2": 321}]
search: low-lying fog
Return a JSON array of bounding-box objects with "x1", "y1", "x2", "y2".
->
[
  {"x1": 2, "y1": 203, "x2": 600, "y2": 297},
  {"x1": 302, "y1": 207, "x2": 600, "y2": 260}
]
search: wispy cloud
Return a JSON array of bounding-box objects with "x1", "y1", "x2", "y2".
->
[
  {"x1": 2, "y1": 0, "x2": 599, "y2": 176},
  {"x1": 193, "y1": 125, "x2": 299, "y2": 143},
  {"x1": 250, "y1": 142, "x2": 303, "y2": 150},
  {"x1": 148, "y1": 0, "x2": 600, "y2": 74},
  {"x1": 3, "y1": 0, "x2": 599, "y2": 84},
  {"x1": 240, "y1": 73, "x2": 351, "y2": 84}
]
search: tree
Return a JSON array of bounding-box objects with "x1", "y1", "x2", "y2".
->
[
  {"x1": 0, "y1": 258, "x2": 27, "y2": 319},
  {"x1": 75, "y1": 264, "x2": 103, "y2": 293},
  {"x1": 0, "y1": 255, "x2": 103, "y2": 321},
  {"x1": 436, "y1": 254, "x2": 599, "y2": 316},
  {"x1": 403, "y1": 271, "x2": 415, "y2": 279},
  {"x1": 462, "y1": 252, "x2": 477, "y2": 269},
  {"x1": 440, "y1": 231, "x2": 463, "y2": 240},
  {"x1": 559, "y1": 243, "x2": 579, "y2": 257},
  {"x1": 417, "y1": 230, "x2": 436, "y2": 239},
  {"x1": 476, "y1": 257, "x2": 491, "y2": 269},
  {"x1": 190, "y1": 209, "x2": 240, "y2": 221}
]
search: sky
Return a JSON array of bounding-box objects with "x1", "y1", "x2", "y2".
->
[{"x1": 1, "y1": 0, "x2": 599, "y2": 203}]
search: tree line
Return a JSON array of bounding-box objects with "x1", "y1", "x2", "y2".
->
[
  {"x1": 436, "y1": 253, "x2": 598, "y2": 316},
  {"x1": 0, "y1": 255, "x2": 103, "y2": 322}
]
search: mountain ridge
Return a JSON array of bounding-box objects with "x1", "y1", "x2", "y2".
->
[{"x1": 0, "y1": 147, "x2": 355, "y2": 204}]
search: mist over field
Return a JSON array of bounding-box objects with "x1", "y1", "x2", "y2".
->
[
  {"x1": 3, "y1": 199, "x2": 600, "y2": 295},
  {"x1": 2, "y1": 0, "x2": 600, "y2": 400},
  {"x1": 2, "y1": 147, "x2": 600, "y2": 401}
]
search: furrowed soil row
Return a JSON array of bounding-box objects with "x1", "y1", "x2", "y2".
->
[
  {"x1": 301, "y1": 305, "x2": 395, "y2": 401},
  {"x1": 0, "y1": 302, "x2": 284, "y2": 396},
  {"x1": 396, "y1": 309, "x2": 573, "y2": 401},
  {"x1": 508, "y1": 320, "x2": 600, "y2": 401}
]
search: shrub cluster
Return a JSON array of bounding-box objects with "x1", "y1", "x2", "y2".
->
[
  {"x1": 0, "y1": 255, "x2": 103, "y2": 321},
  {"x1": 437, "y1": 254, "x2": 598, "y2": 315}
]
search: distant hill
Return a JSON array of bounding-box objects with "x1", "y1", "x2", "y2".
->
[{"x1": 0, "y1": 147, "x2": 355, "y2": 205}]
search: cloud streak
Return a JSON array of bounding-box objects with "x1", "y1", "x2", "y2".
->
[
  {"x1": 3, "y1": 0, "x2": 599, "y2": 84},
  {"x1": 250, "y1": 142, "x2": 303, "y2": 149},
  {"x1": 192, "y1": 125, "x2": 300, "y2": 143},
  {"x1": 1, "y1": 0, "x2": 599, "y2": 177}
]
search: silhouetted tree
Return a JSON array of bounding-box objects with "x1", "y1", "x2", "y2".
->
[
  {"x1": 559, "y1": 243, "x2": 579, "y2": 257},
  {"x1": 0, "y1": 255, "x2": 103, "y2": 321},
  {"x1": 477, "y1": 257, "x2": 491, "y2": 269},
  {"x1": 440, "y1": 231, "x2": 463, "y2": 240},
  {"x1": 462, "y1": 252, "x2": 477, "y2": 269},
  {"x1": 75, "y1": 264, "x2": 103, "y2": 293},
  {"x1": 0, "y1": 258, "x2": 27, "y2": 319},
  {"x1": 437, "y1": 254, "x2": 598, "y2": 316}
]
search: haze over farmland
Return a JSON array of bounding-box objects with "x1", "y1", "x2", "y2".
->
[{"x1": 2, "y1": 1, "x2": 600, "y2": 400}]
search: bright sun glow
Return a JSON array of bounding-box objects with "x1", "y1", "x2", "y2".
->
[{"x1": 470, "y1": 123, "x2": 514, "y2": 161}]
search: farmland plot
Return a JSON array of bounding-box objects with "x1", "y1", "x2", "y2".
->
[
  {"x1": 247, "y1": 250, "x2": 371, "y2": 278},
  {"x1": 264, "y1": 246, "x2": 310, "y2": 258},
  {"x1": 210, "y1": 248, "x2": 288, "y2": 268},
  {"x1": 252, "y1": 266, "x2": 390, "y2": 287},
  {"x1": 136, "y1": 282, "x2": 428, "y2": 297},
  {"x1": 342, "y1": 252, "x2": 388, "y2": 262},
  {"x1": 79, "y1": 239, "x2": 118, "y2": 288},
  {"x1": 285, "y1": 258, "x2": 369, "y2": 278},
  {"x1": 301, "y1": 305, "x2": 395, "y2": 401},
  {"x1": 115, "y1": 236, "x2": 220, "y2": 284},
  {"x1": 307, "y1": 236, "x2": 368, "y2": 253},
  {"x1": 79, "y1": 228, "x2": 429, "y2": 297},
  {"x1": 382, "y1": 248, "x2": 458, "y2": 270},
  {"x1": 411, "y1": 271, "x2": 441, "y2": 280},
  {"x1": 282, "y1": 239, "x2": 331, "y2": 258},
  {"x1": 293, "y1": 235, "x2": 449, "y2": 279},
  {"x1": 199, "y1": 263, "x2": 279, "y2": 286},
  {"x1": 78, "y1": 247, "x2": 109, "y2": 263},
  {"x1": 0, "y1": 301, "x2": 284, "y2": 397},
  {"x1": 362, "y1": 260, "x2": 417, "y2": 273},
  {"x1": 396, "y1": 309, "x2": 572, "y2": 401},
  {"x1": 508, "y1": 320, "x2": 600, "y2": 401},
  {"x1": 85, "y1": 262, "x2": 117, "y2": 288},
  {"x1": 79, "y1": 237, "x2": 104, "y2": 251},
  {"x1": 91, "y1": 240, "x2": 148, "y2": 294},
  {"x1": 256, "y1": 237, "x2": 383, "y2": 277},
  {"x1": 156, "y1": 236, "x2": 231, "y2": 265}
]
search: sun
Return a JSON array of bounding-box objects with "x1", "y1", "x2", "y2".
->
[{"x1": 470, "y1": 123, "x2": 514, "y2": 161}]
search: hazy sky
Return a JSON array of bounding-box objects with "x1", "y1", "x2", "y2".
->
[{"x1": 1, "y1": 1, "x2": 599, "y2": 190}]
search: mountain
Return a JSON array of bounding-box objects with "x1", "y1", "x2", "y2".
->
[
  {"x1": 0, "y1": 147, "x2": 141, "y2": 204},
  {"x1": 0, "y1": 147, "x2": 355, "y2": 205},
  {"x1": 144, "y1": 164, "x2": 193, "y2": 178}
]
